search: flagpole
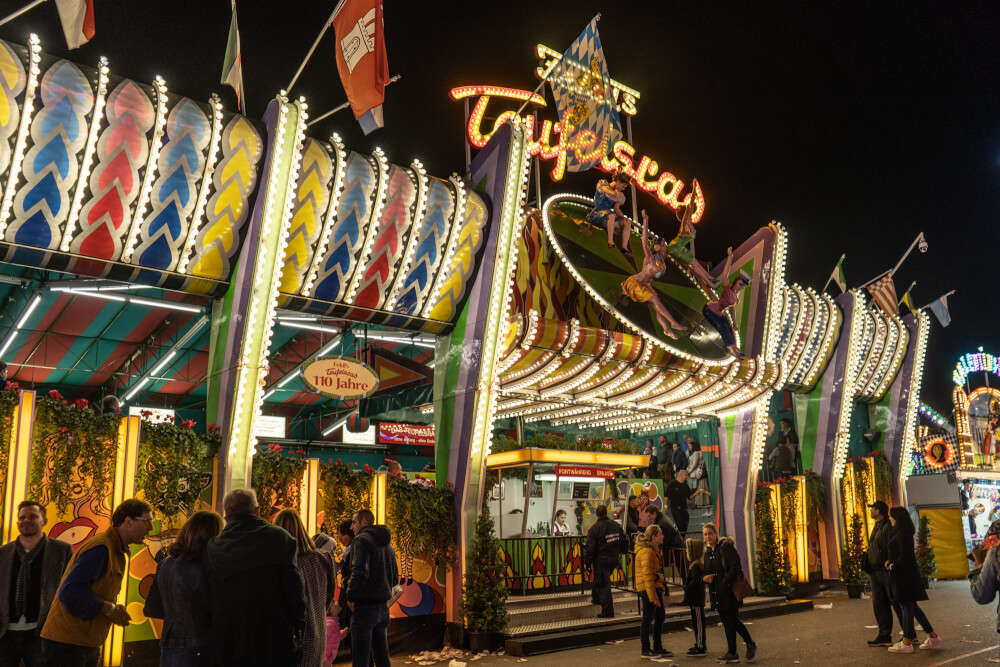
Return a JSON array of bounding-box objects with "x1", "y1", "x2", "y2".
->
[
  {"x1": 516, "y1": 13, "x2": 601, "y2": 116},
  {"x1": 306, "y1": 74, "x2": 400, "y2": 127},
  {"x1": 919, "y1": 290, "x2": 955, "y2": 310},
  {"x1": 0, "y1": 0, "x2": 47, "y2": 29},
  {"x1": 286, "y1": 0, "x2": 347, "y2": 96},
  {"x1": 897, "y1": 281, "x2": 916, "y2": 306},
  {"x1": 858, "y1": 268, "x2": 891, "y2": 291},
  {"x1": 889, "y1": 232, "x2": 926, "y2": 276}
]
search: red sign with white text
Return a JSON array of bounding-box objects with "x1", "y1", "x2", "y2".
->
[
  {"x1": 378, "y1": 422, "x2": 435, "y2": 447},
  {"x1": 555, "y1": 465, "x2": 614, "y2": 479}
]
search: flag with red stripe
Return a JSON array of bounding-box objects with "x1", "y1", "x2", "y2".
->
[
  {"x1": 867, "y1": 274, "x2": 898, "y2": 315},
  {"x1": 55, "y1": 0, "x2": 95, "y2": 49}
]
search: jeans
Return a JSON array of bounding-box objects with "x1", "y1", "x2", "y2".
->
[
  {"x1": 639, "y1": 588, "x2": 665, "y2": 652},
  {"x1": 350, "y1": 603, "x2": 390, "y2": 667},
  {"x1": 869, "y1": 568, "x2": 902, "y2": 638},
  {"x1": 40, "y1": 638, "x2": 99, "y2": 667},
  {"x1": 592, "y1": 566, "x2": 614, "y2": 616},
  {"x1": 0, "y1": 629, "x2": 42, "y2": 667},
  {"x1": 717, "y1": 609, "x2": 754, "y2": 654},
  {"x1": 161, "y1": 644, "x2": 211, "y2": 667},
  {"x1": 689, "y1": 606, "x2": 707, "y2": 650},
  {"x1": 898, "y1": 601, "x2": 934, "y2": 640},
  {"x1": 673, "y1": 507, "x2": 690, "y2": 533}
]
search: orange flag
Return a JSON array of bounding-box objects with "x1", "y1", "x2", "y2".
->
[{"x1": 333, "y1": 0, "x2": 389, "y2": 135}]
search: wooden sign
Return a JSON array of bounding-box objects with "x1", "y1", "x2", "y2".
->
[{"x1": 302, "y1": 357, "x2": 379, "y2": 400}]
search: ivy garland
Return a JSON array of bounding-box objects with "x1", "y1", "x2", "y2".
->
[
  {"x1": 753, "y1": 485, "x2": 792, "y2": 595},
  {"x1": 0, "y1": 386, "x2": 19, "y2": 532},
  {"x1": 28, "y1": 393, "x2": 119, "y2": 516},
  {"x1": 136, "y1": 418, "x2": 219, "y2": 526},
  {"x1": 319, "y1": 460, "x2": 372, "y2": 538},
  {"x1": 251, "y1": 444, "x2": 307, "y2": 520},
  {"x1": 778, "y1": 476, "x2": 799, "y2": 531},
  {"x1": 804, "y1": 470, "x2": 827, "y2": 526},
  {"x1": 386, "y1": 474, "x2": 457, "y2": 570}
]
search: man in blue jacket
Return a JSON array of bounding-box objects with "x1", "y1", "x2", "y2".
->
[{"x1": 348, "y1": 509, "x2": 398, "y2": 667}]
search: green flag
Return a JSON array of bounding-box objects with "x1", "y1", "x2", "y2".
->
[{"x1": 221, "y1": 6, "x2": 243, "y2": 112}]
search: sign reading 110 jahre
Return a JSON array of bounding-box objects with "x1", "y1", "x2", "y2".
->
[{"x1": 302, "y1": 357, "x2": 379, "y2": 400}]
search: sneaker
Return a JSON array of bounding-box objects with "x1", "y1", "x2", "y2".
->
[
  {"x1": 919, "y1": 636, "x2": 942, "y2": 650},
  {"x1": 716, "y1": 653, "x2": 740, "y2": 664},
  {"x1": 745, "y1": 644, "x2": 757, "y2": 662},
  {"x1": 867, "y1": 637, "x2": 893, "y2": 647},
  {"x1": 653, "y1": 649, "x2": 673, "y2": 658},
  {"x1": 887, "y1": 641, "x2": 914, "y2": 654},
  {"x1": 641, "y1": 649, "x2": 657, "y2": 659},
  {"x1": 687, "y1": 647, "x2": 708, "y2": 657}
]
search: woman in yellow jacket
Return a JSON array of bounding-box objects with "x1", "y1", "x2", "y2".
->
[{"x1": 635, "y1": 525, "x2": 671, "y2": 658}]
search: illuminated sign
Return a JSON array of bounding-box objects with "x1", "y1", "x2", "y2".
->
[
  {"x1": 554, "y1": 465, "x2": 614, "y2": 479},
  {"x1": 379, "y1": 422, "x2": 435, "y2": 447},
  {"x1": 451, "y1": 43, "x2": 703, "y2": 222},
  {"x1": 254, "y1": 415, "x2": 286, "y2": 439},
  {"x1": 954, "y1": 349, "x2": 999, "y2": 387},
  {"x1": 922, "y1": 436, "x2": 954, "y2": 469},
  {"x1": 302, "y1": 357, "x2": 379, "y2": 400}
]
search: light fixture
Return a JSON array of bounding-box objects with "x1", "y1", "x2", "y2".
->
[
  {"x1": 120, "y1": 315, "x2": 209, "y2": 403},
  {"x1": 322, "y1": 414, "x2": 350, "y2": 436},
  {"x1": 0, "y1": 292, "x2": 42, "y2": 359},
  {"x1": 51, "y1": 287, "x2": 204, "y2": 313}
]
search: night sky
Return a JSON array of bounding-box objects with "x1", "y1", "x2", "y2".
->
[{"x1": 0, "y1": 1, "x2": 996, "y2": 413}]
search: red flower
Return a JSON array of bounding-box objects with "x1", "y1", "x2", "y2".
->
[
  {"x1": 57, "y1": 426, "x2": 68, "y2": 433},
  {"x1": 181, "y1": 419, "x2": 196, "y2": 429},
  {"x1": 335, "y1": 458, "x2": 342, "y2": 465},
  {"x1": 48, "y1": 390, "x2": 63, "y2": 400},
  {"x1": 140, "y1": 410, "x2": 152, "y2": 419},
  {"x1": 352, "y1": 462, "x2": 358, "y2": 467},
  {"x1": 75, "y1": 398, "x2": 89, "y2": 409},
  {"x1": 207, "y1": 423, "x2": 219, "y2": 433},
  {"x1": 333, "y1": 476, "x2": 339, "y2": 482},
  {"x1": 5, "y1": 381, "x2": 19, "y2": 392},
  {"x1": 296, "y1": 449, "x2": 307, "y2": 456}
]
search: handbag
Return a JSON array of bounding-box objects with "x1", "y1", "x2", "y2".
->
[{"x1": 720, "y1": 548, "x2": 754, "y2": 602}]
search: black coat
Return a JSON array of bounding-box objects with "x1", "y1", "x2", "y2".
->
[
  {"x1": 203, "y1": 514, "x2": 307, "y2": 666},
  {"x1": 704, "y1": 540, "x2": 743, "y2": 611},
  {"x1": 682, "y1": 561, "x2": 706, "y2": 607},
  {"x1": 584, "y1": 516, "x2": 628, "y2": 568},
  {"x1": 348, "y1": 525, "x2": 398, "y2": 605},
  {"x1": 886, "y1": 528, "x2": 927, "y2": 602}
]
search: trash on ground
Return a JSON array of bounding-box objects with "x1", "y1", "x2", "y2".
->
[{"x1": 815, "y1": 603, "x2": 833, "y2": 609}]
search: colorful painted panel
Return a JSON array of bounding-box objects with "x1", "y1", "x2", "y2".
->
[
  {"x1": 7, "y1": 60, "x2": 94, "y2": 259},
  {"x1": 70, "y1": 80, "x2": 154, "y2": 263},
  {"x1": 391, "y1": 176, "x2": 454, "y2": 315},
  {"x1": 278, "y1": 138, "x2": 334, "y2": 295},
  {"x1": 310, "y1": 150, "x2": 378, "y2": 302},
  {"x1": 185, "y1": 115, "x2": 262, "y2": 292},
  {"x1": 0, "y1": 40, "x2": 26, "y2": 179},
  {"x1": 425, "y1": 190, "x2": 489, "y2": 321}
]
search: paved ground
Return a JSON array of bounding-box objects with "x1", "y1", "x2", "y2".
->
[{"x1": 398, "y1": 580, "x2": 1000, "y2": 666}]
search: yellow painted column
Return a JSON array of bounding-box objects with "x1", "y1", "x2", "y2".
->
[
  {"x1": 2, "y1": 390, "x2": 36, "y2": 544},
  {"x1": 371, "y1": 472, "x2": 387, "y2": 524},
  {"x1": 299, "y1": 459, "x2": 320, "y2": 535},
  {"x1": 794, "y1": 475, "x2": 809, "y2": 582},
  {"x1": 103, "y1": 416, "x2": 141, "y2": 667}
]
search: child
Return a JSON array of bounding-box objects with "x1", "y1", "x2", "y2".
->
[
  {"x1": 323, "y1": 601, "x2": 342, "y2": 667},
  {"x1": 683, "y1": 538, "x2": 708, "y2": 658}
]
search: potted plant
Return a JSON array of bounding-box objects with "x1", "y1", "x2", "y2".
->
[
  {"x1": 915, "y1": 514, "x2": 937, "y2": 588},
  {"x1": 460, "y1": 511, "x2": 508, "y2": 653},
  {"x1": 839, "y1": 513, "x2": 868, "y2": 598}
]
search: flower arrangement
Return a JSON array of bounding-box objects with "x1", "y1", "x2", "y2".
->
[
  {"x1": 387, "y1": 474, "x2": 457, "y2": 570},
  {"x1": 251, "y1": 443, "x2": 307, "y2": 519},
  {"x1": 28, "y1": 393, "x2": 119, "y2": 515},
  {"x1": 136, "y1": 416, "x2": 218, "y2": 526}
]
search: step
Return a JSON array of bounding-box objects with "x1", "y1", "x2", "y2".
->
[
  {"x1": 508, "y1": 590, "x2": 639, "y2": 629},
  {"x1": 504, "y1": 597, "x2": 814, "y2": 656}
]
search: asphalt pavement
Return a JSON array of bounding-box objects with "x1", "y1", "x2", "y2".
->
[{"x1": 396, "y1": 580, "x2": 1000, "y2": 666}]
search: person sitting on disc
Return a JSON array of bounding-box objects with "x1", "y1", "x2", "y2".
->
[
  {"x1": 585, "y1": 171, "x2": 634, "y2": 256},
  {"x1": 663, "y1": 182, "x2": 720, "y2": 289},
  {"x1": 702, "y1": 249, "x2": 751, "y2": 359},
  {"x1": 620, "y1": 210, "x2": 688, "y2": 339}
]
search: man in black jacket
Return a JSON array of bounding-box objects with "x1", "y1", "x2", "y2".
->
[
  {"x1": 584, "y1": 505, "x2": 628, "y2": 618},
  {"x1": 204, "y1": 489, "x2": 306, "y2": 667},
  {"x1": 348, "y1": 509, "x2": 398, "y2": 667},
  {"x1": 0, "y1": 500, "x2": 72, "y2": 667},
  {"x1": 865, "y1": 500, "x2": 900, "y2": 647}
]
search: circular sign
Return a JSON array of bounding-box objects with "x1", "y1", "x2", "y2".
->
[
  {"x1": 922, "y1": 437, "x2": 953, "y2": 469},
  {"x1": 302, "y1": 357, "x2": 379, "y2": 400}
]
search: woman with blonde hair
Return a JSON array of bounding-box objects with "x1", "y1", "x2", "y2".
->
[
  {"x1": 273, "y1": 508, "x2": 336, "y2": 667},
  {"x1": 144, "y1": 510, "x2": 225, "y2": 666},
  {"x1": 634, "y1": 524, "x2": 671, "y2": 658}
]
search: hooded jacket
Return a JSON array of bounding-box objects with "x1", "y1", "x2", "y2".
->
[
  {"x1": 634, "y1": 535, "x2": 664, "y2": 602},
  {"x1": 969, "y1": 545, "x2": 1000, "y2": 633},
  {"x1": 347, "y1": 525, "x2": 398, "y2": 606},
  {"x1": 203, "y1": 514, "x2": 306, "y2": 666}
]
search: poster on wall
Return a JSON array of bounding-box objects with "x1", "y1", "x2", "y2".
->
[{"x1": 378, "y1": 422, "x2": 434, "y2": 447}]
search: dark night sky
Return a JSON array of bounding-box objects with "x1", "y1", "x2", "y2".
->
[{"x1": 0, "y1": 1, "x2": 997, "y2": 412}]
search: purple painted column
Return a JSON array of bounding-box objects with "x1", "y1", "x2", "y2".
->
[
  {"x1": 717, "y1": 409, "x2": 757, "y2": 569},
  {"x1": 881, "y1": 314, "x2": 922, "y2": 503}
]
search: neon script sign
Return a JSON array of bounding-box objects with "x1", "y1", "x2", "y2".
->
[{"x1": 450, "y1": 84, "x2": 705, "y2": 223}]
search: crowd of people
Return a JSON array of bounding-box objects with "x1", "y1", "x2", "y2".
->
[
  {"x1": 0, "y1": 492, "x2": 399, "y2": 667},
  {"x1": 586, "y1": 507, "x2": 757, "y2": 663}
]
